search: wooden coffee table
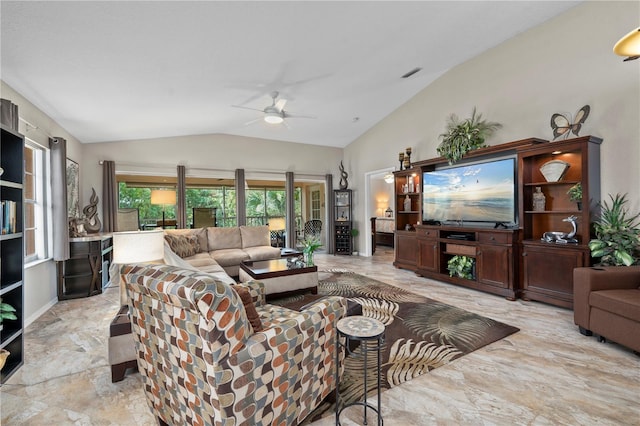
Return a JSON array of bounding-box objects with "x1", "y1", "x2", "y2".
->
[{"x1": 239, "y1": 258, "x2": 318, "y2": 299}]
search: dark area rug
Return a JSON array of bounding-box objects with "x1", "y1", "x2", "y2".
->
[{"x1": 270, "y1": 269, "x2": 520, "y2": 422}]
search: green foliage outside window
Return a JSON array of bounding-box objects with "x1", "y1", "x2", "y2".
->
[{"x1": 118, "y1": 182, "x2": 302, "y2": 228}]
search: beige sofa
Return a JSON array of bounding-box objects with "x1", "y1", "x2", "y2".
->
[
  {"x1": 165, "y1": 225, "x2": 282, "y2": 277},
  {"x1": 109, "y1": 225, "x2": 281, "y2": 382}
]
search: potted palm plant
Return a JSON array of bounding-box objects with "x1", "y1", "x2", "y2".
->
[
  {"x1": 437, "y1": 107, "x2": 502, "y2": 165},
  {"x1": 588, "y1": 193, "x2": 640, "y2": 266},
  {"x1": 0, "y1": 298, "x2": 17, "y2": 370}
]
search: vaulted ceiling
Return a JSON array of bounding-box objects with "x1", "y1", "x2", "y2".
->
[{"x1": 1, "y1": 1, "x2": 579, "y2": 147}]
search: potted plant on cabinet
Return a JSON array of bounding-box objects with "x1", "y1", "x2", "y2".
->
[
  {"x1": 0, "y1": 298, "x2": 17, "y2": 371},
  {"x1": 437, "y1": 107, "x2": 502, "y2": 165},
  {"x1": 588, "y1": 193, "x2": 640, "y2": 266},
  {"x1": 567, "y1": 183, "x2": 583, "y2": 210}
]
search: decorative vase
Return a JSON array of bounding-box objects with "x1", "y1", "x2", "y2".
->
[
  {"x1": 577, "y1": 201, "x2": 582, "y2": 211},
  {"x1": 0, "y1": 349, "x2": 9, "y2": 371},
  {"x1": 404, "y1": 195, "x2": 411, "y2": 212},
  {"x1": 305, "y1": 251, "x2": 314, "y2": 266},
  {"x1": 532, "y1": 187, "x2": 546, "y2": 211}
]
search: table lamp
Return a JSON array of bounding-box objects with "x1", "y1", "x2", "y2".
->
[
  {"x1": 112, "y1": 230, "x2": 165, "y2": 305},
  {"x1": 268, "y1": 217, "x2": 286, "y2": 247},
  {"x1": 150, "y1": 189, "x2": 176, "y2": 228}
]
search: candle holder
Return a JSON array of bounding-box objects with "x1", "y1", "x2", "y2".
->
[
  {"x1": 404, "y1": 147, "x2": 412, "y2": 169},
  {"x1": 398, "y1": 152, "x2": 405, "y2": 171}
]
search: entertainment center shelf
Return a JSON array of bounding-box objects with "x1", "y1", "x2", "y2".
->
[
  {"x1": 393, "y1": 136, "x2": 601, "y2": 309},
  {"x1": 415, "y1": 225, "x2": 519, "y2": 299}
]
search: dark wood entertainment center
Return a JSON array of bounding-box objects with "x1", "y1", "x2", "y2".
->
[{"x1": 393, "y1": 135, "x2": 602, "y2": 309}]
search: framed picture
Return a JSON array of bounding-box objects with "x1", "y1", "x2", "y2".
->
[{"x1": 66, "y1": 158, "x2": 80, "y2": 218}]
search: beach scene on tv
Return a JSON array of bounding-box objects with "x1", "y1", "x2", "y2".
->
[{"x1": 423, "y1": 158, "x2": 515, "y2": 223}]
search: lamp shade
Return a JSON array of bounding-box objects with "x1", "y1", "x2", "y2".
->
[
  {"x1": 613, "y1": 27, "x2": 640, "y2": 61},
  {"x1": 113, "y1": 230, "x2": 165, "y2": 264},
  {"x1": 268, "y1": 217, "x2": 286, "y2": 231},
  {"x1": 150, "y1": 189, "x2": 176, "y2": 205}
]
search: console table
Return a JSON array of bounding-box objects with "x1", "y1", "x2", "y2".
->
[{"x1": 57, "y1": 234, "x2": 113, "y2": 300}]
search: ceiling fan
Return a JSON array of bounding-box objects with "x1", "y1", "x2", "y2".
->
[{"x1": 232, "y1": 91, "x2": 316, "y2": 126}]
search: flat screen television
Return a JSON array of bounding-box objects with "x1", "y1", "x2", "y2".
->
[{"x1": 422, "y1": 157, "x2": 517, "y2": 226}]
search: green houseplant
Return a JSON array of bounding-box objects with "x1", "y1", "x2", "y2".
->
[
  {"x1": 588, "y1": 193, "x2": 640, "y2": 266},
  {"x1": 301, "y1": 236, "x2": 322, "y2": 266},
  {"x1": 350, "y1": 228, "x2": 359, "y2": 255},
  {"x1": 0, "y1": 298, "x2": 17, "y2": 324},
  {"x1": 0, "y1": 298, "x2": 16, "y2": 371},
  {"x1": 437, "y1": 107, "x2": 502, "y2": 165},
  {"x1": 447, "y1": 255, "x2": 475, "y2": 280},
  {"x1": 567, "y1": 183, "x2": 582, "y2": 210}
]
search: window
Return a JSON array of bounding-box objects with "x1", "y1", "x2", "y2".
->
[
  {"x1": 311, "y1": 190, "x2": 321, "y2": 220},
  {"x1": 24, "y1": 141, "x2": 47, "y2": 262},
  {"x1": 185, "y1": 186, "x2": 236, "y2": 227},
  {"x1": 118, "y1": 182, "x2": 177, "y2": 228}
]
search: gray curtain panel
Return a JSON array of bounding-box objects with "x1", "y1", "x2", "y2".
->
[
  {"x1": 50, "y1": 137, "x2": 70, "y2": 261},
  {"x1": 235, "y1": 169, "x2": 246, "y2": 226},
  {"x1": 285, "y1": 172, "x2": 295, "y2": 249},
  {"x1": 177, "y1": 165, "x2": 186, "y2": 229},
  {"x1": 325, "y1": 173, "x2": 334, "y2": 254},
  {"x1": 102, "y1": 160, "x2": 117, "y2": 232}
]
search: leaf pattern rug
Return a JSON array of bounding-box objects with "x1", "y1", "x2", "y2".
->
[{"x1": 270, "y1": 269, "x2": 520, "y2": 423}]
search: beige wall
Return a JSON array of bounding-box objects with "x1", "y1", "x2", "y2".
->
[
  {"x1": 1, "y1": 81, "x2": 84, "y2": 325},
  {"x1": 345, "y1": 1, "x2": 640, "y2": 252},
  {"x1": 3, "y1": 1, "x2": 640, "y2": 321}
]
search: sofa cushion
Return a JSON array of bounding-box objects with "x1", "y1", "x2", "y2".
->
[
  {"x1": 164, "y1": 234, "x2": 199, "y2": 258},
  {"x1": 244, "y1": 245, "x2": 282, "y2": 261},
  {"x1": 165, "y1": 228, "x2": 208, "y2": 253},
  {"x1": 590, "y1": 289, "x2": 640, "y2": 322},
  {"x1": 207, "y1": 227, "x2": 242, "y2": 251},
  {"x1": 210, "y1": 248, "x2": 250, "y2": 267},
  {"x1": 233, "y1": 285, "x2": 263, "y2": 332},
  {"x1": 182, "y1": 252, "x2": 225, "y2": 273},
  {"x1": 240, "y1": 225, "x2": 270, "y2": 248}
]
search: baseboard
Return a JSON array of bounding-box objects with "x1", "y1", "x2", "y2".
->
[{"x1": 24, "y1": 297, "x2": 58, "y2": 328}]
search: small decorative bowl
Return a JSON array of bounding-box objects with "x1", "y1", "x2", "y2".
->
[{"x1": 540, "y1": 160, "x2": 570, "y2": 182}]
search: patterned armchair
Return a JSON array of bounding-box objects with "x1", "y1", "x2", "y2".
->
[{"x1": 122, "y1": 264, "x2": 347, "y2": 426}]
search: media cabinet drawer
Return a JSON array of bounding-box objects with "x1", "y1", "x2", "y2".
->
[
  {"x1": 446, "y1": 243, "x2": 476, "y2": 256},
  {"x1": 478, "y1": 233, "x2": 510, "y2": 244}
]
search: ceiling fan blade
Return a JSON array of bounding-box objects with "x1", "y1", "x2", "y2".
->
[
  {"x1": 282, "y1": 120, "x2": 290, "y2": 129},
  {"x1": 243, "y1": 117, "x2": 264, "y2": 127},
  {"x1": 274, "y1": 98, "x2": 287, "y2": 112},
  {"x1": 231, "y1": 104, "x2": 264, "y2": 112},
  {"x1": 283, "y1": 111, "x2": 317, "y2": 119}
]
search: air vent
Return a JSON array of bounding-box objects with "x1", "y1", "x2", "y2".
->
[{"x1": 401, "y1": 67, "x2": 422, "y2": 79}]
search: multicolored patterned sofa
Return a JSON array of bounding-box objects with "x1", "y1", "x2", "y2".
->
[{"x1": 122, "y1": 263, "x2": 347, "y2": 425}]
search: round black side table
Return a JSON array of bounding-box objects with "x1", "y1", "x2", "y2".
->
[{"x1": 335, "y1": 315, "x2": 385, "y2": 426}]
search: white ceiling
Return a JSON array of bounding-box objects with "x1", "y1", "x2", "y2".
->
[{"x1": 0, "y1": 1, "x2": 579, "y2": 148}]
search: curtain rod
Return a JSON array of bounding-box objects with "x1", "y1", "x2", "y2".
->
[
  {"x1": 19, "y1": 117, "x2": 55, "y2": 140},
  {"x1": 99, "y1": 160, "x2": 326, "y2": 179}
]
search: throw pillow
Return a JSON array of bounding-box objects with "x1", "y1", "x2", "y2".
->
[
  {"x1": 164, "y1": 234, "x2": 199, "y2": 258},
  {"x1": 233, "y1": 285, "x2": 263, "y2": 332}
]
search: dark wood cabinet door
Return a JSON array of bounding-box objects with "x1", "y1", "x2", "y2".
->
[
  {"x1": 417, "y1": 238, "x2": 438, "y2": 272},
  {"x1": 394, "y1": 232, "x2": 418, "y2": 269},
  {"x1": 477, "y1": 244, "x2": 511, "y2": 289},
  {"x1": 522, "y1": 244, "x2": 586, "y2": 308}
]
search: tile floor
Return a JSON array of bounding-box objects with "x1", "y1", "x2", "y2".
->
[{"x1": 2, "y1": 248, "x2": 639, "y2": 425}]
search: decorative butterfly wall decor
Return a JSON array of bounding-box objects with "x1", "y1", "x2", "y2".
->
[{"x1": 550, "y1": 105, "x2": 590, "y2": 140}]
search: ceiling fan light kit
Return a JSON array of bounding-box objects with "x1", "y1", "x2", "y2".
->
[
  {"x1": 613, "y1": 27, "x2": 640, "y2": 61},
  {"x1": 264, "y1": 111, "x2": 284, "y2": 124}
]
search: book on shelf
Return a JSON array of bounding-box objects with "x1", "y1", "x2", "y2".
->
[{"x1": 1, "y1": 200, "x2": 17, "y2": 234}]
